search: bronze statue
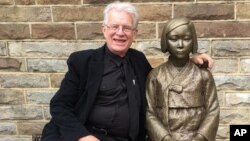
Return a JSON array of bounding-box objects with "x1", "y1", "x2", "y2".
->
[{"x1": 146, "y1": 18, "x2": 220, "y2": 141}]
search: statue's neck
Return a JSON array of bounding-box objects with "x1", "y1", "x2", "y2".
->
[{"x1": 169, "y1": 55, "x2": 189, "y2": 69}]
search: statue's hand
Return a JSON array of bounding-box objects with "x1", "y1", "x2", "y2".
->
[
  {"x1": 162, "y1": 135, "x2": 176, "y2": 141},
  {"x1": 191, "y1": 134, "x2": 206, "y2": 141}
]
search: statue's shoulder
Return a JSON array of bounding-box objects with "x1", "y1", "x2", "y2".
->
[{"x1": 199, "y1": 68, "x2": 214, "y2": 82}]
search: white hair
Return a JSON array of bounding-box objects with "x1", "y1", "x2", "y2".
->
[{"x1": 103, "y1": 1, "x2": 139, "y2": 28}]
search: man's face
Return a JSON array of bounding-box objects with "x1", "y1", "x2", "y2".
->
[
  {"x1": 167, "y1": 24, "x2": 193, "y2": 59},
  {"x1": 102, "y1": 9, "x2": 137, "y2": 57}
]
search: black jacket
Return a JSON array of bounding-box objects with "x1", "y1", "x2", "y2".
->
[{"x1": 41, "y1": 44, "x2": 152, "y2": 141}]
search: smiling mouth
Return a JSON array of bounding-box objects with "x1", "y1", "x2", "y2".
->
[{"x1": 114, "y1": 38, "x2": 126, "y2": 43}]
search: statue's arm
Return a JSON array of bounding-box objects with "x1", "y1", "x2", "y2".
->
[
  {"x1": 196, "y1": 70, "x2": 220, "y2": 141},
  {"x1": 146, "y1": 71, "x2": 173, "y2": 141}
]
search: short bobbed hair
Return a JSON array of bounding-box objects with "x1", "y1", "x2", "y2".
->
[
  {"x1": 103, "y1": 1, "x2": 139, "y2": 29},
  {"x1": 161, "y1": 17, "x2": 198, "y2": 54}
]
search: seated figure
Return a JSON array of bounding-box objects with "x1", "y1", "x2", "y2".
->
[{"x1": 146, "y1": 17, "x2": 220, "y2": 141}]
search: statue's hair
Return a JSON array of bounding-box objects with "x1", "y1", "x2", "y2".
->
[
  {"x1": 103, "y1": 1, "x2": 139, "y2": 28},
  {"x1": 161, "y1": 17, "x2": 198, "y2": 54}
]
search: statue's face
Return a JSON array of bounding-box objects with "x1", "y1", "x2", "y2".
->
[{"x1": 167, "y1": 24, "x2": 193, "y2": 59}]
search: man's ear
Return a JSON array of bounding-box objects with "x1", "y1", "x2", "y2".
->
[
  {"x1": 134, "y1": 29, "x2": 138, "y2": 34},
  {"x1": 102, "y1": 26, "x2": 107, "y2": 39},
  {"x1": 101, "y1": 26, "x2": 106, "y2": 33},
  {"x1": 133, "y1": 29, "x2": 138, "y2": 38}
]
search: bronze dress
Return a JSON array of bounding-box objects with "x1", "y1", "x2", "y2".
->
[{"x1": 146, "y1": 60, "x2": 219, "y2": 141}]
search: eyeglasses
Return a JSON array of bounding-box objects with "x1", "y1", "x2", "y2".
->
[{"x1": 104, "y1": 24, "x2": 135, "y2": 33}]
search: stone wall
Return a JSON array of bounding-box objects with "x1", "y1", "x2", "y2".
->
[{"x1": 0, "y1": 0, "x2": 250, "y2": 141}]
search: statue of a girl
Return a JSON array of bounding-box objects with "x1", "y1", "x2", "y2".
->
[{"x1": 146, "y1": 18, "x2": 220, "y2": 141}]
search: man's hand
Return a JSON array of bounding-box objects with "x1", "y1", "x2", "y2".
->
[
  {"x1": 78, "y1": 135, "x2": 100, "y2": 141},
  {"x1": 191, "y1": 53, "x2": 214, "y2": 70}
]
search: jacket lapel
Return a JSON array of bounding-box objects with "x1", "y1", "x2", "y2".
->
[
  {"x1": 78, "y1": 46, "x2": 105, "y2": 122},
  {"x1": 86, "y1": 46, "x2": 105, "y2": 100}
]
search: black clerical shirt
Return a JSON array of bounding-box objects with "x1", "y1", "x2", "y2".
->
[{"x1": 87, "y1": 47, "x2": 138, "y2": 138}]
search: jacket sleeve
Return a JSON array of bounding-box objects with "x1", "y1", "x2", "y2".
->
[
  {"x1": 197, "y1": 69, "x2": 220, "y2": 141},
  {"x1": 146, "y1": 71, "x2": 171, "y2": 141},
  {"x1": 50, "y1": 52, "x2": 90, "y2": 141}
]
